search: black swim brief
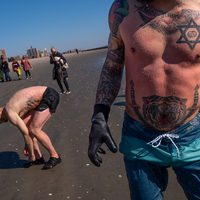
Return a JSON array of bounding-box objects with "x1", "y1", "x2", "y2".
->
[{"x1": 36, "y1": 87, "x2": 60, "y2": 113}]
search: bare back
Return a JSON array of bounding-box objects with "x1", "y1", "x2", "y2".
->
[
  {"x1": 5, "y1": 86, "x2": 47, "y2": 118},
  {"x1": 96, "y1": 0, "x2": 200, "y2": 131}
]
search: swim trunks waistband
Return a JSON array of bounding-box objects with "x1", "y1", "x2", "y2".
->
[{"x1": 119, "y1": 111, "x2": 200, "y2": 166}]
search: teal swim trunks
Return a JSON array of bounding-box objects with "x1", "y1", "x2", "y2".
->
[{"x1": 119, "y1": 111, "x2": 200, "y2": 166}]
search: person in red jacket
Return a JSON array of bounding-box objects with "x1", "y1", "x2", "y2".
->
[
  {"x1": 21, "y1": 55, "x2": 33, "y2": 79},
  {"x1": 12, "y1": 58, "x2": 21, "y2": 80}
]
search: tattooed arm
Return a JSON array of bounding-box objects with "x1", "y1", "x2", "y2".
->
[
  {"x1": 96, "y1": 39, "x2": 124, "y2": 106},
  {"x1": 88, "y1": 0, "x2": 129, "y2": 167},
  {"x1": 96, "y1": 0, "x2": 126, "y2": 106}
]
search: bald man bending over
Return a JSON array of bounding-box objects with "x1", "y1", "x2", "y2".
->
[{"x1": 0, "y1": 86, "x2": 61, "y2": 170}]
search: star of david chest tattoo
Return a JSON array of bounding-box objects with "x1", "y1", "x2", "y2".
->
[
  {"x1": 135, "y1": 5, "x2": 200, "y2": 51},
  {"x1": 177, "y1": 18, "x2": 200, "y2": 50}
]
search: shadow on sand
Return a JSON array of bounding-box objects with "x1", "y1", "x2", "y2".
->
[
  {"x1": 113, "y1": 94, "x2": 126, "y2": 106},
  {"x1": 113, "y1": 102, "x2": 126, "y2": 106},
  {"x1": 0, "y1": 151, "x2": 27, "y2": 169}
]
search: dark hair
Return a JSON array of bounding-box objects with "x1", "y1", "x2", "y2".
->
[{"x1": 137, "y1": 0, "x2": 155, "y2": 4}]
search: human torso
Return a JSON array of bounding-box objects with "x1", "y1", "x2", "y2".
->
[
  {"x1": 13, "y1": 62, "x2": 19, "y2": 70},
  {"x1": 5, "y1": 86, "x2": 47, "y2": 118},
  {"x1": 120, "y1": 0, "x2": 200, "y2": 131},
  {"x1": 2, "y1": 61, "x2": 9, "y2": 72},
  {"x1": 21, "y1": 59, "x2": 30, "y2": 70},
  {"x1": 0, "y1": 59, "x2": 2, "y2": 68}
]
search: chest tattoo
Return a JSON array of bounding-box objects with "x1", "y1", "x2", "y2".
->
[
  {"x1": 135, "y1": 5, "x2": 200, "y2": 50},
  {"x1": 177, "y1": 18, "x2": 200, "y2": 50}
]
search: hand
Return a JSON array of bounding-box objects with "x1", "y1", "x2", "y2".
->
[
  {"x1": 23, "y1": 145, "x2": 29, "y2": 156},
  {"x1": 88, "y1": 113, "x2": 118, "y2": 167}
]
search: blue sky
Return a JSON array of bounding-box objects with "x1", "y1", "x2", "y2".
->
[{"x1": 2, "y1": 0, "x2": 114, "y2": 57}]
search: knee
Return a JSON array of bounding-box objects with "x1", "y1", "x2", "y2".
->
[{"x1": 29, "y1": 125, "x2": 40, "y2": 137}]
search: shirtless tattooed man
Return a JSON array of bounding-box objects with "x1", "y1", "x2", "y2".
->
[
  {"x1": 0, "y1": 86, "x2": 61, "y2": 170},
  {"x1": 88, "y1": 0, "x2": 200, "y2": 199}
]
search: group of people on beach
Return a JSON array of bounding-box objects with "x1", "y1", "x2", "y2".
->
[
  {"x1": 0, "y1": 47, "x2": 71, "y2": 95},
  {"x1": 0, "y1": 55, "x2": 33, "y2": 82},
  {"x1": 1, "y1": 0, "x2": 200, "y2": 199}
]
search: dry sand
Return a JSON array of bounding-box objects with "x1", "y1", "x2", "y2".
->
[{"x1": 0, "y1": 49, "x2": 186, "y2": 200}]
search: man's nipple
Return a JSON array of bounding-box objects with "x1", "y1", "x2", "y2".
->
[
  {"x1": 131, "y1": 47, "x2": 135, "y2": 53},
  {"x1": 195, "y1": 53, "x2": 200, "y2": 61}
]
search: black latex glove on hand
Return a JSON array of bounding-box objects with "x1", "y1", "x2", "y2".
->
[{"x1": 88, "y1": 112, "x2": 118, "y2": 167}]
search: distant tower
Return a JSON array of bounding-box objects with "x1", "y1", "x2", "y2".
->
[
  {"x1": 0, "y1": 49, "x2": 7, "y2": 60},
  {"x1": 44, "y1": 48, "x2": 49, "y2": 57},
  {"x1": 27, "y1": 46, "x2": 39, "y2": 58}
]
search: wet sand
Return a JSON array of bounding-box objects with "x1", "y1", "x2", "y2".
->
[{"x1": 0, "y1": 49, "x2": 186, "y2": 200}]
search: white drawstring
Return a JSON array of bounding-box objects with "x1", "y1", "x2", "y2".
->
[{"x1": 147, "y1": 133, "x2": 180, "y2": 157}]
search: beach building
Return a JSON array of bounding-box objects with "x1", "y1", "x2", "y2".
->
[
  {"x1": 38, "y1": 50, "x2": 44, "y2": 57},
  {"x1": 27, "y1": 46, "x2": 39, "y2": 58},
  {"x1": 44, "y1": 48, "x2": 50, "y2": 57},
  {"x1": 0, "y1": 49, "x2": 7, "y2": 60}
]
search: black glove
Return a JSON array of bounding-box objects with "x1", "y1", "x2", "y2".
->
[{"x1": 88, "y1": 104, "x2": 118, "y2": 167}]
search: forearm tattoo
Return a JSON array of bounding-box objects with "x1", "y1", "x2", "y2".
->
[
  {"x1": 96, "y1": 0, "x2": 128, "y2": 106},
  {"x1": 130, "y1": 80, "x2": 199, "y2": 129},
  {"x1": 96, "y1": 55, "x2": 124, "y2": 106},
  {"x1": 135, "y1": 5, "x2": 200, "y2": 50}
]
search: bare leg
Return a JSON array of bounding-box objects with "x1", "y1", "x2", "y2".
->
[
  {"x1": 23, "y1": 110, "x2": 42, "y2": 159},
  {"x1": 23, "y1": 137, "x2": 42, "y2": 159},
  {"x1": 32, "y1": 137, "x2": 42, "y2": 158},
  {"x1": 29, "y1": 109, "x2": 59, "y2": 158}
]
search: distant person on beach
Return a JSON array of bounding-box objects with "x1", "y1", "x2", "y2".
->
[
  {"x1": 0, "y1": 86, "x2": 61, "y2": 169},
  {"x1": 88, "y1": 0, "x2": 200, "y2": 199},
  {"x1": 12, "y1": 58, "x2": 21, "y2": 80},
  {"x1": 50, "y1": 46, "x2": 71, "y2": 94},
  {"x1": 21, "y1": 55, "x2": 33, "y2": 79},
  {"x1": 2, "y1": 58, "x2": 12, "y2": 81},
  {"x1": 0, "y1": 55, "x2": 5, "y2": 82}
]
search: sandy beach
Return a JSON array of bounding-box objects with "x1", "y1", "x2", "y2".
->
[{"x1": 0, "y1": 49, "x2": 186, "y2": 200}]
